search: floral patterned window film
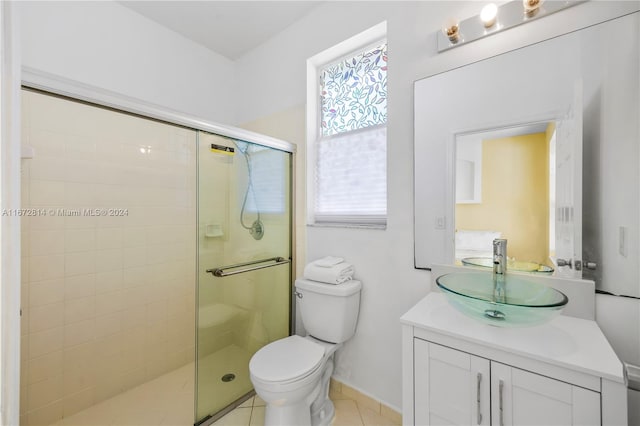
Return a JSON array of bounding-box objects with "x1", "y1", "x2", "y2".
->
[{"x1": 320, "y1": 42, "x2": 387, "y2": 137}]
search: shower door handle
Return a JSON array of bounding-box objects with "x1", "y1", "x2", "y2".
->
[{"x1": 206, "y1": 256, "x2": 290, "y2": 277}]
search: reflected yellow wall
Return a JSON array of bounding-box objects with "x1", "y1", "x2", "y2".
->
[
  {"x1": 456, "y1": 133, "x2": 549, "y2": 263},
  {"x1": 545, "y1": 122, "x2": 556, "y2": 143}
]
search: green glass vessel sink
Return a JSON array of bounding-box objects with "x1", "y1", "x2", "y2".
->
[
  {"x1": 461, "y1": 257, "x2": 554, "y2": 273},
  {"x1": 436, "y1": 272, "x2": 568, "y2": 327}
]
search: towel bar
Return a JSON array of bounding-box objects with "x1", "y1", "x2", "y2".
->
[{"x1": 207, "y1": 256, "x2": 290, "y2": 277}]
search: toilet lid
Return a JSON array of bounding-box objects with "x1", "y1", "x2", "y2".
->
[{"x1": 250, "y1": 335, "x2": 325, "y2": 383}]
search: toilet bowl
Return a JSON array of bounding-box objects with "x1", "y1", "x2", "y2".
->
[{"x1": 249, "y1": 278, "x2": 362, "y2": 426}]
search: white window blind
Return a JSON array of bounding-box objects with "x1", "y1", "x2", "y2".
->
[
  {"x1": 315, "y1": 126, "x2": 387, "y2": 224},
  {"x1": 248, "y1": 148, "x2": 285, "y2": 214},
  {"x1": 313, "y1": 41, "x2": 387, "y2": 226}
]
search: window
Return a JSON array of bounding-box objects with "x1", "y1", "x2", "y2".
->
[
  {"x1": 307, "y1": 24, "x2": 387, "y2": 227},
  {"x1": 320, "y1": 42, "x2": 387, "y2": 137},
  {"x1": 235, "y1": 142, "x2": 286, "y2": 215}
]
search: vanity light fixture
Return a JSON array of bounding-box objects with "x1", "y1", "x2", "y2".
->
[
  {"x1": 442, "y1": 17, "x2": 460, "y2": 43},
  {"x1": 480, "y1": 3, "x2": 498, "y2": 28},
  {"x1": 437, "y1": 0, "x2": 582, "y2": 52}
]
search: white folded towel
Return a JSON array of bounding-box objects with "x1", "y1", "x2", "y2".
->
[
  {"x1": 304, "y1": 258, "x2": 354, "y2": 285},
  {"x1": 304, "y1": 256, "x2": 354, "y2": 284},
  {"x1": 313, "y1": 256, "x2": 344, "y2": 267}
]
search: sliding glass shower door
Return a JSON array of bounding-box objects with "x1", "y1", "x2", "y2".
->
[{"x1": 195, "y1": 131, "x2": 292, "y2": 422}]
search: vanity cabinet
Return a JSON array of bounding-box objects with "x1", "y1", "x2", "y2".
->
[
  {"x1": 414, "y1": 340, "x2": 490, "y2": 425},
  {"x1": 402, "y1": 293, "x2": 627, "y2": 426},
  {"x1": 414, "y1": 339, "x2": 600, "y2": 426}
]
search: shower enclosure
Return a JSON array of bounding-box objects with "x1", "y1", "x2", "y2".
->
[{"x1": 19, "y1": 86, "x2": 293, "y2": 426}]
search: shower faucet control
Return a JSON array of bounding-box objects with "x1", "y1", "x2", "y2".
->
[{"x1": 250, "y1": 219, "x2": 265, "y2": 240}]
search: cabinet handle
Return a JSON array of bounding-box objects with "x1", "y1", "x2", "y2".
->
[
  {"x1": 476, "y1": 372, "x2": 482, "y2": 424},
  {"x1": 499, "y1": 379, "x2": 504, "y2": 426}
]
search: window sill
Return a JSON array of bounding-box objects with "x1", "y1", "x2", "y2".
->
[{"x1": 307, "y1": 222, "x2": 387, "y2": 230}]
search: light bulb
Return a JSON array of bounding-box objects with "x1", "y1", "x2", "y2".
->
[
  {"x1": 523, "y1": 0, "x2": 544, "y2": 16},
  {"x1": 480, "y1": 3, "x2": 498, "y2": 28},
  {"x1": 442, "y1": 17, "x2": 460, "y2": 43}
]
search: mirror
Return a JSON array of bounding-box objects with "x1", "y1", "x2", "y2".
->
[{"x1": 414, "y1": 12, "x2": 639, "y2": 297}]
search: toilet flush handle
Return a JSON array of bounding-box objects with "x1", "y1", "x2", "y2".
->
[{"x1": 294, "y1": 291, "x2": 303, "y2": 299}]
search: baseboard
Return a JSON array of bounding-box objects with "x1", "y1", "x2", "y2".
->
[{"x1": 329, "y1": 378, "x2": 402, "y2": 424}]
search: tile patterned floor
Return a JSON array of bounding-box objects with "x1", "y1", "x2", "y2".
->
[
  {"x1": 47, "y1": 361, "x2": 400, "y2": 426},
  {"x1": 213, "y1": 391, "x2": 401, "y2": 426}
]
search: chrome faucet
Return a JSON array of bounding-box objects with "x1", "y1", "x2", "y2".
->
[
  {"x1": 493, "y1": 239, "x2": 508, "y2": 276},
  {"x1": 492, "y1": 239, "x2": 507, "y2": 304}
]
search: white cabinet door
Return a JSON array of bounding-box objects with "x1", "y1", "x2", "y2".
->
[
  {"x1": 490, "y1": 362, "x2": 600, "y2": 426},
  {"x1": 414, "y1": 339, "x2": 490, "y2": 426}
]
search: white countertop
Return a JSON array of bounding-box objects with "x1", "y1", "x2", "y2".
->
[{"x1": 401, "y1": 293, "x2": 625, "y2": 384}]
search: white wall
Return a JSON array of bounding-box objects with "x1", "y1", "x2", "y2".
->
[
  {"x1": 1, "y1": 3, "x2": 23, "y2": 426},
  {"x1": 236, "y1": 1, "x2": 640, "y2": 410},
  {"x1": 19, "y1": 1, "x2": 237, "y2": 124}
]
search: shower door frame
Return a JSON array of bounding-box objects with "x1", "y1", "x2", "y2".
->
[
  {"x1": 22, "y1": 67, "x2": 296, "y2": 154},
  {"x1": 195, "y1": 130, "x2": 295, "y2": 425},
  {"x1": 19, "y1": 67, "x2": 298, "y2": 423}
]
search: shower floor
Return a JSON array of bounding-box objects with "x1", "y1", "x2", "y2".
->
[
  {"x1": 197, "y1": 344, "x2": 254, "y2": 419},
  {"x1": 49, "y1": 344, "x2": 252, "y2": 426},
  {"x1": 50, "y1": 362, "x2": 194, "y2": 426}
]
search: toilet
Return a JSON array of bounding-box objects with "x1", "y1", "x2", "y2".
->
[{"x1": 249, "y1": 278, "x2": 362, "y2": 426}]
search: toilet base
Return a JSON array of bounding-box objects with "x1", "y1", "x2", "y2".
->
[
  {"x1": 264, "y1": 400, "x2": 314, "y2": 426},
  {"x1": 261, "y1": 384, "x2": 335, "y2": 426},
  {"x1": 311, "y1": 398, "x2": 335, "y2": 426},
  {"x1": 309, "y1": 355, "x2": 335, "y2": 426}
]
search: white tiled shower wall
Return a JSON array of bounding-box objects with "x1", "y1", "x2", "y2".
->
[{"x1": 20, "y1": 91, "x2": 197, "y2": 425}]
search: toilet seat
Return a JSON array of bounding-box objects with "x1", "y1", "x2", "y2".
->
[{"x1": 250, "y1": 335, "x2": 325, "y2": 384}]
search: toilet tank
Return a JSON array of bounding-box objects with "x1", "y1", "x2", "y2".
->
[{"x1": 295, "y1": 278, "x2": 362, "y2": 344}]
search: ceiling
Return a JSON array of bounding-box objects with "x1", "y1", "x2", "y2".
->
[{"x1": 119, "y1": 1, "x2": 322, "y2": 60}]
